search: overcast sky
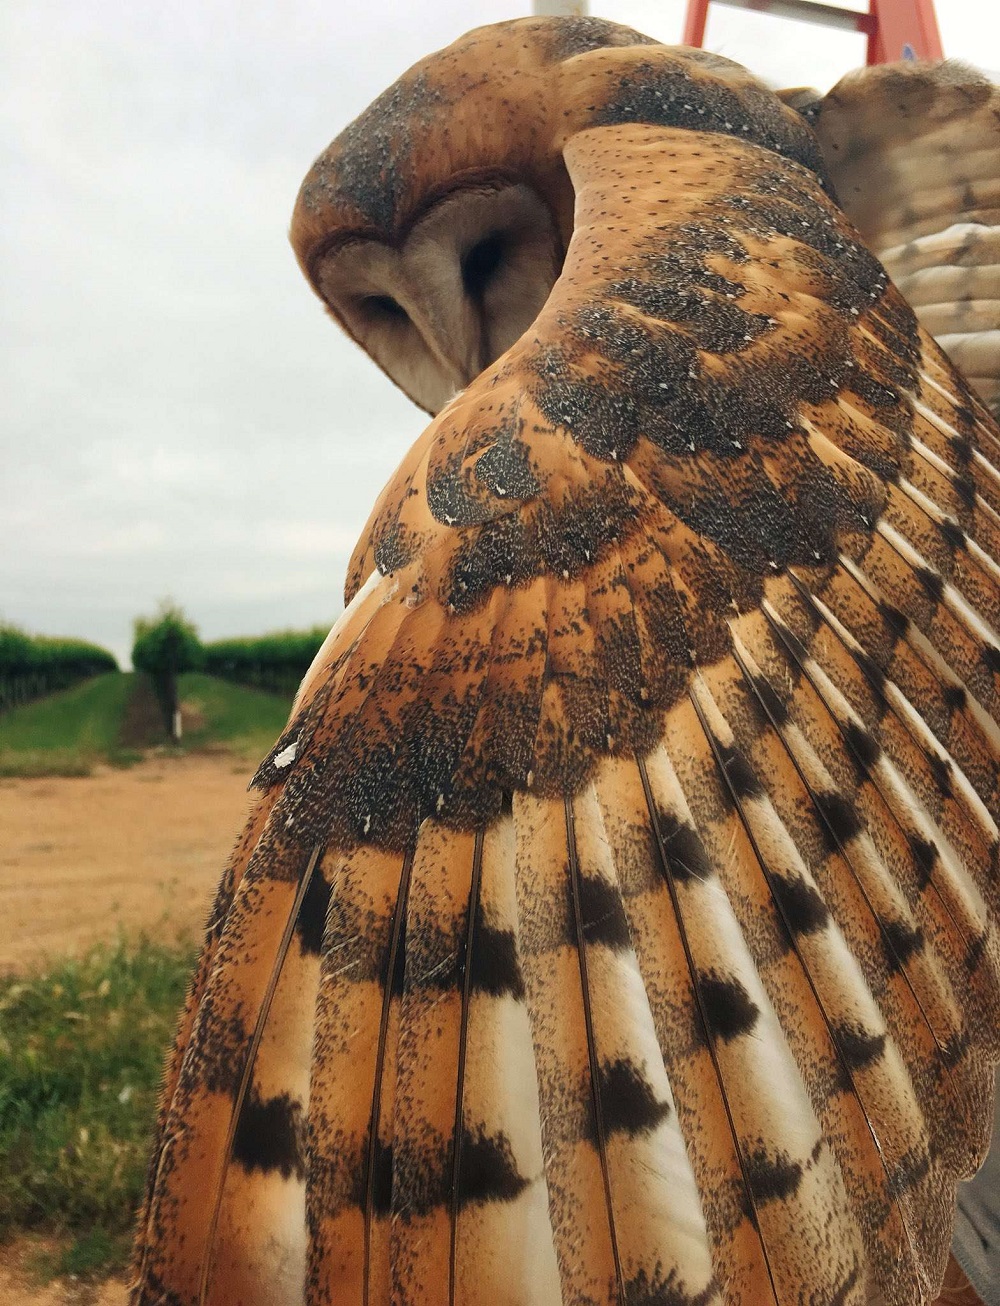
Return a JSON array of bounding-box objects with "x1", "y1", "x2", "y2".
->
[{"x1": 3, "y1": 1, "x2": 997, "y2": 667}]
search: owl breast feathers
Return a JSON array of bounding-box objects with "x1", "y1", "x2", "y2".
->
[{"x1": 131, "y1": 17, "x2": 1000, "y2": 1306}]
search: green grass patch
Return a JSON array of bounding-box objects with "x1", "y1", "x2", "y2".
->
[
  {"x1": 0, "y1": 751, "x2": 95, "y2": 779},
  {"x1": 0, "y1": 937, "x2": 196, "y2": 1275},
  {"x1": 0, "y1": 673, "x2": 135, "y2": 777},
  {"x1": 0, "y1": 671, "x2": 290, "y2": 774},
  {"x1": 30, "y1": 1225, "x2": 135, "y2": 1281},
  {"x1": 177, "y1": 671, "x2": 291, "y2": 760}
]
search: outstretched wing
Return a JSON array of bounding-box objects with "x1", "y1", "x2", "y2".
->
[
  {"x1": 797, "y1": 61, "x2": 1000, "y2": 421},
  {"x1": 132, "y1": 24, "x2": 1000, "y2": 1306}
]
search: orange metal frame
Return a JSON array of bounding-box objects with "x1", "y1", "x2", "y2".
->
[{"x1": 682, "y1": 0, "x2": 943, "y2": 63}]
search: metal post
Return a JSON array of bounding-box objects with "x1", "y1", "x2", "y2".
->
[
  {"x1": 869, "y1": 0, "x2": 943, "y2": 61},
  {"x1": 866, "y1": 0, "x2": 880, "y2": 62},
  {"x1": 532, "y1": 0, "x2": 589, "y2": 13},
  {"x1": 682, "y1": 0, "x2": 943, "y2": 64},
  {"x1": 691, "y1": 0, "x2": 877, "y2": 39},
  {"x1": 683, "y1": 0, "x2": 711, "y2": 47}
]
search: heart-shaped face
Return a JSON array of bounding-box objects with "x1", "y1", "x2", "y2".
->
[{"x1": 311, "y1": 180, "x2": 563, "y2": 413}]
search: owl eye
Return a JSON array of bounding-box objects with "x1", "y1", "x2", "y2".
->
[
  {"x1": 462, "y1": 232, "x2": 505, "y2": 298},
  {"x1": 364, "y1": 293, "x2": 408, "y2": 321}
]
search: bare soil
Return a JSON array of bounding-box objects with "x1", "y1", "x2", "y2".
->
[
  {"x1": 0, "y1": 753, "x2": 254, "y2": 1302},
  {"x1": 0, "y1": 1237, "x2": 127, "y2": 1306},
  {"x1": 0, "y1": 752, "x2": 254, "y2": 973}
]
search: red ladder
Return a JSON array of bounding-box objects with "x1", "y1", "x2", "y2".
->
[{"x1": 682, "y1": 0, "x2": 943, "y2": 64}]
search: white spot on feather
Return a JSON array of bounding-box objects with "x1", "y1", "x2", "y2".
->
[{"x1": 274, "y1": 739, "x2": 299, "y2": 769}]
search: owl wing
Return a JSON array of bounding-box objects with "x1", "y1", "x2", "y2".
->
[
  {"x1": 795, "y1": 62, "x2": 1000, "y2": 422},
  {"x1": 132, "y1": 122, "x2": 1000, "y2": 1306}
]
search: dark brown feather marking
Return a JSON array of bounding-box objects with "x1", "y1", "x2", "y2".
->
[
  {"x1": 231, "y1": 1091, "x2": 306, "y2": 1181},
  {"x1": 594, "y1": 1059, "x2": 671, "y2": 1138}
]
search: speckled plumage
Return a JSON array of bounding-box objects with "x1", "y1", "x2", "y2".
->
[{"x1": 132, "y1": 19, "x2": 1000, "y2": 1306}]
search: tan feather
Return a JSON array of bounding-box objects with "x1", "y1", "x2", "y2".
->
[{"x1": 133, "y1": 18, "x2": 1000, "y2": 1306}]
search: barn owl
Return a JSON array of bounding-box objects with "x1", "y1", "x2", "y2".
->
[{"x1": 131, "y1": 18, "x2": 1000, "y2": 1306}]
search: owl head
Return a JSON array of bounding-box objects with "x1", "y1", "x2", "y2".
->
[{"x1": 289, "y1": 16, "x2": 823, "y2": 415}]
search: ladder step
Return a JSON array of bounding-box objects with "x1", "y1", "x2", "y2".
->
[
  {"x1": 704, "y1": 0, "x2": 876, "y2": 37},
  {"x1": 682, "y1": 0, "x2": 943, "y2": 63}
]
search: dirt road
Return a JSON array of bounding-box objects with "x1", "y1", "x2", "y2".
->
[
  {"x1": 0, "y1": 1238, "x2": 128, "y2": 1306},
  {"x1": 0, "y1": 753, "x2": 255, "y2": 973},
  {"x1": 0, "y1": 753, "x2": 256, "y2": 1303}
]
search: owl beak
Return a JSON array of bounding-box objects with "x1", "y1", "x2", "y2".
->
[{"x1": 429, "y1": 331, "x2": 487, "y2": 396}]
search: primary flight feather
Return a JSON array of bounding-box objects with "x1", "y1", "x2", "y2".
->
[{"x1": 131, "y1": 17, "x2": 1000, "y2": 1305}]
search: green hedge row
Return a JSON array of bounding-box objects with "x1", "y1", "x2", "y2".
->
[
  {"x1": 0, "y1": 625, "x2": 119, "y2": 712},
  {"x1": 201, "y1": 627, "x2": 329, "y2": 698}
]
